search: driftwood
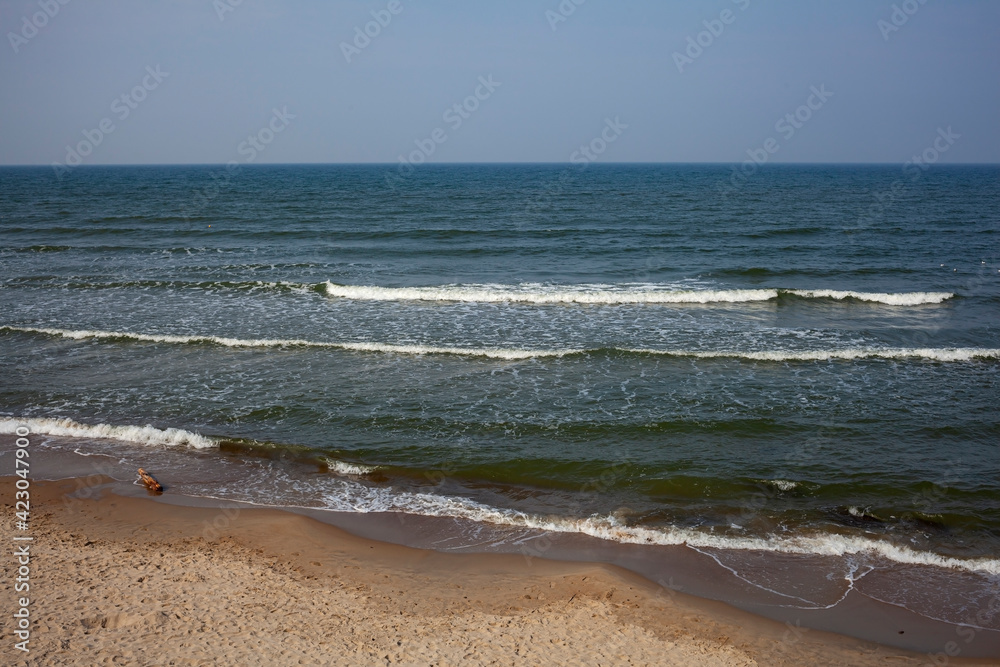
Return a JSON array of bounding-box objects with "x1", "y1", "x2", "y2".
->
[{"x1": 137, "y1": 468, "x2": 163, "y2": 493}]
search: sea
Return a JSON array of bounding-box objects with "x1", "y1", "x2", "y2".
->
[{"x1": 2, "y1": 163, "x2": 999, "y2": 652}]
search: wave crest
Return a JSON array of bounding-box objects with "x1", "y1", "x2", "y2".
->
[
  {"x1": 324, "y1": 282, "x2": 954, "y2": 306},
  {"x1": 324, "y1": 282, "x2": 778, "y2": 304},
  {"x1": 0, "y1": 417, "x2": 215, "y2": 449},
  {"x1": 4, "y1": 326, "x2": 997, "y2": 362},
  {"x1": 290, "y1": 484, "x2": 1000, "y2": 576},
  {"x1": 320, "y1": 456, "x2": 379, "y2": 476},
  {"x1": 7, "y1": 414, "x2": 998, "y2": 576},
  {"x1": 625, "y1": 347, "x2": 1000, "y2": 362},
  {"x1": 786, "y1": 289, "x2": 953, "y2": 305},
  {"x1": 0, "y1": 326, "x2": 575, "y2": 359}
]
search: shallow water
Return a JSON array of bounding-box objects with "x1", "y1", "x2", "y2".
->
[{"x1": 2, "y1": 163, "x2": 999, "y2": 641}]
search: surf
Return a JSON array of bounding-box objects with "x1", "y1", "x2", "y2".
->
[
  {"x1": 323, "y1": 282, "x2": 954, "y2": 306},
  {"x1": 0, "y1": 416, "x2": 216, "y2": 449},
  {"x1": 4, "y1": 326, "x2": 997, "y2": 362},
  {"x1": 7, "y1": 413, "x2": 1000, "y2": 576}
]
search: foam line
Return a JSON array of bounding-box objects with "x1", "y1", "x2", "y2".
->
[
  {"x1": 6, "y1": 413, "x2": 998, "y2": 575},
  {"x1": 324, "y1": 282, "x2": 954, "y2": 306},
  {"x1": 0, "y1": 417, "x2": 216, "y2": 449},
  {"x1": 624, "y1": 347, "x2": 1000, "y2": 362},
  {"x1": 786, "y1": 289, "x2": 953, "y2": 305},
  {"x1": 0, "y1": 326, "x2": 577, "y2": 360},
  {"x1": 4, "y1": 326, "x2": 997, "y2": 362},
  {"x1": 295, "y1": 484, "x2": 1000, "y2": 576},
  {"x1": 325, "y1": 283, "x2": 779, "y2": 304}
]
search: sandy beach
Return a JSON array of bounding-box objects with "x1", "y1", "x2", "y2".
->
[
  {"x1": 5, "y1": 1, "x2": 1000, "y2": 663},
  {"x1": 3, "y1": 477, "x2": 991, "y2": 666}
]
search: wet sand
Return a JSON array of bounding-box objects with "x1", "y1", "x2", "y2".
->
[{"x1": 3, "y1": 477, "x2": 994, "y2": 666}]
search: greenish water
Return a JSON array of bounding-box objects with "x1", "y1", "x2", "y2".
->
[{"x1": 1, "y1": 163, "x2": 998, "y2": 588}]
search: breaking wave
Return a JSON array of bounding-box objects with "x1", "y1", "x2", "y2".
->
[
  {"x1": 320, "y1": 456, "x2": 380, "y2": 476},
  {"x1": 201, "y1": 478, "x2": 1000, "y2": 576},
  {"x1": 785, "y1": 289, "x2": 954, "y2": 305},
  {"x1": 324, "y1": 282, "x2": 779, "y2": 304},
  {"x1": 2, "y1": 277, "x2": 955, "y2": 307},
  {"x1": 6, "y1": 413, "x2": 999, "y2": 576},
  {"x1": 0, "y1": 417, "x2": 216, "y2": 449},
  {"x1": 0, "y1": 418, "x2": 379, "y2": 478},
  {"x1": 624, "y1": 347, "x2": 1000, "y2": 362},
  {"x1": 324, "y1": 282, "x2": 954, "y2": 306},
  {"x1": 0, "y1": 326, "x2": 575, "y2": 360},
  {"x1": 3, "y1": 326, "x2": 997, "y2": 362}
]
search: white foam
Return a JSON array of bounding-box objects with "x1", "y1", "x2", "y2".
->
[
  {"x1": 325, "y1": 282, "x2": 779, "y2": 304},
  {"x1": 321, "y1": 456, "x2": 378, "y2": 476},
  {"x1": 308, "y1": 485, "x2": 1000, "y2": 576},
  {"x1": 5, "y1": 326, "x2": 997, "y2": 363},
  {"x1": 0, "y1": 326, "x2": 577, "y2": 360},
  {"x1": 625, "y1": 347, "x2": 1000, "y2": 362},
  {"x1": 0, "y1": 417, "x2": 215, "y2": 449},
  {"x1": 787, "y1": 289, "x2": 954, "y2": 305},
  {"x1": 324, "y1": 282, "x2": 955, "y2": 306},
  {"x1": 9, "y1": 412, "x2": 994, "y2": 576}
]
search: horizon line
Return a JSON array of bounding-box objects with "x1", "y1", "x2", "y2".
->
[{"x1": 2, "y1": 161, "x2": 999, "y2": 168}]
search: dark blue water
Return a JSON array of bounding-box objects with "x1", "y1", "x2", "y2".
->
[{"x1": 2, "y1": 164, "x2": 999, "y2": 632}]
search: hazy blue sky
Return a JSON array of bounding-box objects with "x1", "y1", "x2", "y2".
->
[{"x1": 1, "y1": 0, "x2": 997, "y2": 165}]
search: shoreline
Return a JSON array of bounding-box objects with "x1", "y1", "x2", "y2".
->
[
  {"x1": 5, "y1": 436, "x2": 1000, "y2": 657},
  {"x1": 2, "y1": 476, "x2": 996, "y2": 665}
]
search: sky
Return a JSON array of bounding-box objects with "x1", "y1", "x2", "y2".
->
[{"x1": 1, "y1": 0, "x2": 997, "y2": 166}]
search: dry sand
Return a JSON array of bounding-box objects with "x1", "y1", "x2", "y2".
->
[{"x1": 2, "y1": 477, "x2": 992, "y2": 666}]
